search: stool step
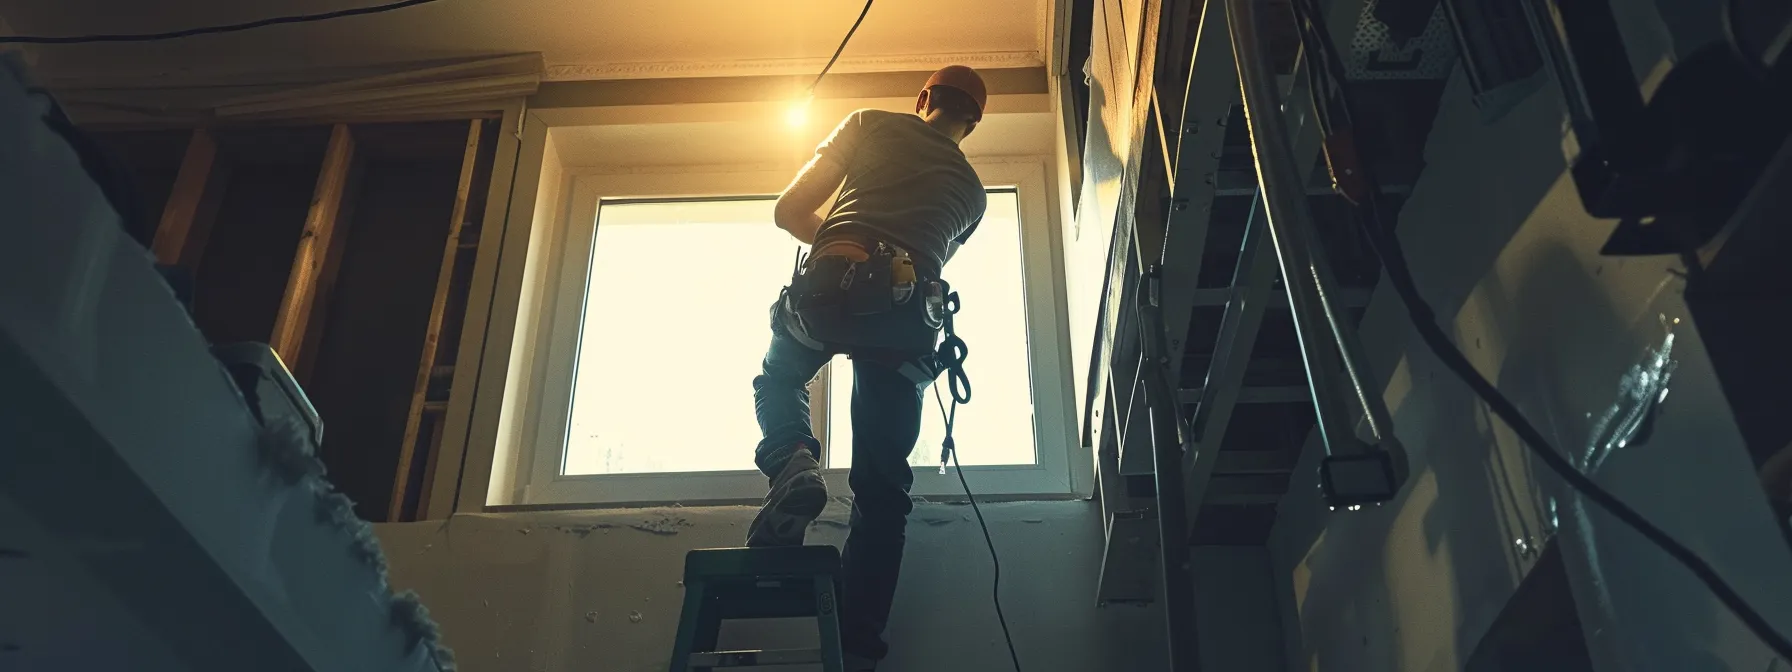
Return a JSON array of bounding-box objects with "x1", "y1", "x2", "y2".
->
[
  {"x1": 688, "y1": 648, "x2": 823, "y2": 668},
  {"x1": 672, "y1": 548, "x2": 846, "y2": 671},
  {"x1": 684, "y1": 545, "x2": 841, "y2": 581}
]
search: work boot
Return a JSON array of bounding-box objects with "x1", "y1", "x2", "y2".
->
[{"x1": 746, "y1": 448, "x2": 827, "y2": 547}]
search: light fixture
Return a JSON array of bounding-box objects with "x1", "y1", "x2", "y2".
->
[{"x1": 785, "y1": 93, "x2": 814, "y2": 129}]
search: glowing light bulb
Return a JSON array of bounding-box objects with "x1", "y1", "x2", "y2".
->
[{"x1": 786, "y1": 94, "x2": 813, "y2": 128}]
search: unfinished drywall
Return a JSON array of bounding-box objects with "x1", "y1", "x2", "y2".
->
[
  {"x1": 376, "y1": 500, "x2": 1166, "y2": 672},
  {"x1": 1269, "y1": 4, "x2": 1792, "y2": 671}
]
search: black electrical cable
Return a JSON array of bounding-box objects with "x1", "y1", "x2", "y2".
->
[
  {"x1": 1286, "y1": 0, "x2": 1792, "y2": 659},
  {"x1": 0, "y1": 0, "x2": 445, "y2": 44},
  {"x1": 930, "y1": 293, "x2": 1022, "y2": 672},
  {"x1": 806, "y1": 0, "x2": 876, "y2": 94}
]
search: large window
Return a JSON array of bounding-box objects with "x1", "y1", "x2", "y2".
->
[
  {"x1": 825, "y1": 190, "x2": 1034, "y2": 469},
  {"x1": 563, "y1": 199, "x2": 793, "y2": 475},
  {"x1": 515, "y1": 162, "x2": 1079, "y2": 504},
  {"x1": 564, "y1": 191, "x2": 1035, "y2": 475}
]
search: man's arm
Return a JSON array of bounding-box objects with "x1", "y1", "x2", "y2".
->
[{"x1": 774, "y1": 153, "x2": 846, "y2": 244}]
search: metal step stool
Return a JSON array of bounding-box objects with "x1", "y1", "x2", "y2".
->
[{"x1": 670, "y1": 545, "x2": 846, "y2": 671}]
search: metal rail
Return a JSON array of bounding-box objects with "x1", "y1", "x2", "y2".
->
[
  {"x1": 1137, "y1": 266, "x2": 1201, "y2": 672},
  {"x1": 1225, "y1": 0, "x2": 1389, "y2": 459}
]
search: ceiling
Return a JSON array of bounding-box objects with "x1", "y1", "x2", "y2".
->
[{"x1": 0, "y1": 0, "x2": 1050, "y2": 84}]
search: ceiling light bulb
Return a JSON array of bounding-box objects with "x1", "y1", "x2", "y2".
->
[{"x1": 786, "y1": 94, "x2": 813, "y2": 128}]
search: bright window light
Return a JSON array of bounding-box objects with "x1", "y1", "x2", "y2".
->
[
  {"x1": 562, "y1": 199, "x2": 801, "y2": 475},
  {"x1": 561, "y1": 191, "x2": 1035, "y2": 477},
  {"x1": 826, "y1": 190, "x2": 1036, "y2": 469}
]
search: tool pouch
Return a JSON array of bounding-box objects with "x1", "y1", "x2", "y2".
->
[{"x1": 781, "y1": 244, "x2": 945, "y2": 355}]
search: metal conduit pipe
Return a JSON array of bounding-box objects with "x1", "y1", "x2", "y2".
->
[{"x1": 1224, "y1": 0, "x2": 1407, "y2": 510}]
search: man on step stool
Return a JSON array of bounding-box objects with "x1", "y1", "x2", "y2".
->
[{"x1": 746, "y1": 65, "x2": 989, "y2": 671}]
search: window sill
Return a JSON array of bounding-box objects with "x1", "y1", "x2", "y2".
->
[
  {"x1": 517, "y1": 464, "x2": 1077, "y2": 507},
  {"x1": 483, "y1": 490, "x2": 1088, "y2": 514}
]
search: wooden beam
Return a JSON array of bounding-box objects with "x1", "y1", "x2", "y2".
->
[
  {"x1": 389, "y1": 119, "x2": 484, "y2": 522},
  {"x1": 150, "y1": 128, "x2": 221, "y2": 267},
  {"x1": 293, "y1": 164, "x2": 363, "y2": 387},
  {"x1": 270, "y1": 124, "x2": 355, "y2": 368}
]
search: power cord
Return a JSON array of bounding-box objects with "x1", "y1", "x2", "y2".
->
[
  {"x1": 806, "y1": 0, "x2": 876, "y2": 94},
  {"x1": 1287, "y1": 0, "x2": 1792, "y2": 658},
  {"x1": 0, "y1": 0, "x2": 446, "y2": 44},
  {"x1": 930, "y1": 290, "x2": 1023, "y2": 672}
]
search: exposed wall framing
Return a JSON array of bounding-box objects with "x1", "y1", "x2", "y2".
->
[
  {"x1": 390, "y1": 119, "x2": 499, "y2": 522},
  {"x1": 87, "y1": 114, "x2": 506, "y2": 523}
]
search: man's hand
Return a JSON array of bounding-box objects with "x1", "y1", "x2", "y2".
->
[{"x1": 775, "y1": 154, "x2": 846, "y2": 244}]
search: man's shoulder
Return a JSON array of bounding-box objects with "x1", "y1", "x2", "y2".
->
[
  {"x1": 848, "y1": 108, "x2": 901, "y2": 120},
  {"x1": 839, "y1": 108, "x2": 906, "y2": 128}
]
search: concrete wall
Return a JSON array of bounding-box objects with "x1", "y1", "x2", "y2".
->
[
  {"x1": 1269, "y1": 3, "x2": 1792, "y2": 670},
  {"x1": 375, "y1": 500, "x2": 1167, "y2": 672}
]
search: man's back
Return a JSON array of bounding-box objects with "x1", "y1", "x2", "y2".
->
[
  {"x1": 812, "y1": 108, "x2": 987, "y2": 278},
  {"x1": 752, "y1": 66, "x2": 991, "y2": 671}
]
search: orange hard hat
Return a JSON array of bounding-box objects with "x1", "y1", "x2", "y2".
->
[{"x1": 923, "y1": 65, "x2": 988, "y2": 120}]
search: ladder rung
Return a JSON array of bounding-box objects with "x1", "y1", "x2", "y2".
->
[{"x1": 688, "y1": 648, "x2": 823, "y2": 668}]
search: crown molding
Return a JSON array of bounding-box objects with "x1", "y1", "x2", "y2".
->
[
  {"x1": 568, "y1": 161, "x2": 798, "y2": 177},
  {"x1": 544, "y1": 51, "x2": 1043, "y2": 82},
  {"x1": 565, "y1": 154, "x2": 1053, "y2": 178},
  {"x1": 34, "y1": 51, "x2": 1044, "y2": 89}
]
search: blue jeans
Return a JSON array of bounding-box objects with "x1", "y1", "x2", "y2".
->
[{"x1": 753, "y1": 301, "x2": 931, "y2": 661}]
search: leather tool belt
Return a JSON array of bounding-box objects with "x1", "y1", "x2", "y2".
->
[{"x1": 778, "y1": 240, "x2": 948, "y2": 356}]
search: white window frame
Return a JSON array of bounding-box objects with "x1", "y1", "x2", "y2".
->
[{"x1": 511, "y1": 159, "x2": 1084, "y2": 505}]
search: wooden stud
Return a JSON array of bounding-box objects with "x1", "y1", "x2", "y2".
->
[
  {"x1": 270, "y1": 124, "x2": 356, "y2": 368},
  {"x1": 151, "y1": 128, "x2": 222, "y2": 267},
  {"x1": 293, "y1": 161, "x2": 363, "y2": 387},
  {"x1": 388, "y1": 119, "x2": 484, "y2": 522}
]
